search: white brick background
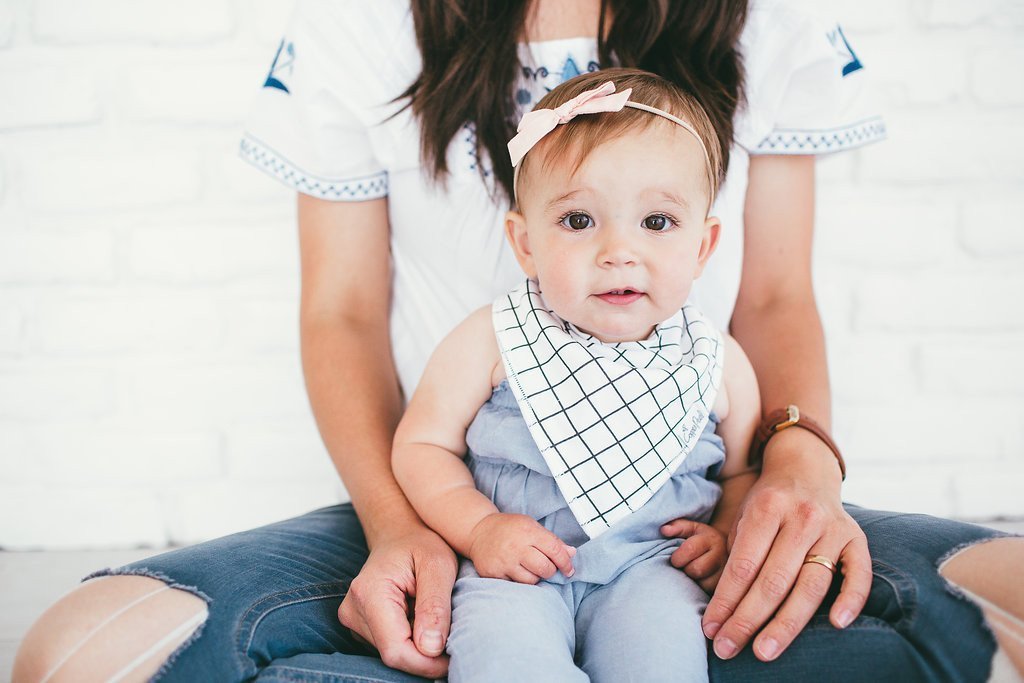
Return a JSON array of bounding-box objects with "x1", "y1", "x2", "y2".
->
[{"x1": 0, "y1": 0, "x2": 1021, "y2": 549}]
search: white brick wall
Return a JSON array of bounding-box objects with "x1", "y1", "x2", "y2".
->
[{"x1": 0, "y1": 0, "x2": 1022, "y2": 549}]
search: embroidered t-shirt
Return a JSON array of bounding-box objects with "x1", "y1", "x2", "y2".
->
[{"x1": 241, "y1": 0, "x2": 884, "y2": 401}]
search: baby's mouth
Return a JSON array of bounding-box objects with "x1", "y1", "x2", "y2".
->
[{"x1": 596, "y1": 288, "x2": 645, "y2": 305}]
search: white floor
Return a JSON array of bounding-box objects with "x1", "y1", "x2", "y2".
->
[{"x1": 3, "y1": 520, "x2": 1023, "y2": 682}]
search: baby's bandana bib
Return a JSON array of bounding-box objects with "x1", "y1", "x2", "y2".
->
[{"x1": 493, "y1": 279, "x2": 724, "y2": 539}]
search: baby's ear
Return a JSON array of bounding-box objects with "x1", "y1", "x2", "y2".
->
[
  {"x1": 693, "y1": 216, "x2": 721, "y2": 278},
  {"x1": 504, "y1": 210, "x2": 537, "y2": 277}
]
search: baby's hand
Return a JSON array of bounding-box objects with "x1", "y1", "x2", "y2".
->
[
  {"x1": 468, "y1": 513, "x2": 577, "y2": 584},
  {"x1": 660, "y1": 518, "x2": 728, "y2": 594}
]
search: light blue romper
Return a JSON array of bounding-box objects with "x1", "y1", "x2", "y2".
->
[{"x1": 445, "y1": 379, "x2": 726, "y2": 683}]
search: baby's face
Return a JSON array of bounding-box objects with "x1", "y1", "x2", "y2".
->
[{"x1": 506, "y1": 122, "x2": 719, "y2": 343}]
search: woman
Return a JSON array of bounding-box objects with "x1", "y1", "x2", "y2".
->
[{"x1": 15, "y1": 1, "x2": 1023, "y2": 681}]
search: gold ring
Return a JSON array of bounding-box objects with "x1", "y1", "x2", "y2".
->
[{"x1": 803, "y1": 554, "x2": 837, "y2": 574}]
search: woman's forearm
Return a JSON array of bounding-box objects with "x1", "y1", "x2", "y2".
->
[
  {"x1": 301, "y1": 316, "x2": 420, "y2": 548},
  {"x1": 733, "y1": 155, "x2": 831, "y2": 432},
  {"x1": 730, "y1": 295, "x2": 843, "y2": 486},
  {"x1": 730, "y1": 296, "x2": 830, "y2": 429}
]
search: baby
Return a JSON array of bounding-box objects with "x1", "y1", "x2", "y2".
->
[{"x1": 393, "y1": 68, "x2": 760, "y2": 682}]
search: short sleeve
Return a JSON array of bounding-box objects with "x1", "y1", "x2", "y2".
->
[
  {"x1": 737, "y1": 1, "x2": 886, "y2": 156},
  {"x1": 239, "y1": 1, "x2": 405, "y2": 201}
]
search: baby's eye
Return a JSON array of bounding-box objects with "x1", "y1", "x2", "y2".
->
[
  {"x1": 561, "y1": 212, "x2": 593, "y2": 231},
  {"x1": 642, "y1": 214, "x2": 674, "y2": 232}
]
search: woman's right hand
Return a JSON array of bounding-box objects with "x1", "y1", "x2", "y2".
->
[{"x1": 338, "y1": 522, "x2": 458, "y2": 679}]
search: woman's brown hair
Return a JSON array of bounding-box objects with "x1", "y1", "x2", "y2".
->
[{"x1": 400, "y1": 0, "x2": 748, "y2": 204}]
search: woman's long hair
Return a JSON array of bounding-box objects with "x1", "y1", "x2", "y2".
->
[{"x1": 400, "y1": 0, "x2": 748, "y2": 204}]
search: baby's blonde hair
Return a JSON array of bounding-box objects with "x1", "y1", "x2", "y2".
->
[{"x1": 515, "y1": 68, "x2": 724, "y2": 211}]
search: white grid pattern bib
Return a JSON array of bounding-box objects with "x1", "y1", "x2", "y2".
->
[{"x1": 493, "y1": 279, "x2": 724, "y2": 538}]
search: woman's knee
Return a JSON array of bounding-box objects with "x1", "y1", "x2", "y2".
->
[
  {"x1": 938, "y1": 536, "x2": 1024, "y2": 677},
  {"x1": 938, "y1": 537, "x2": 1024, "y2": 613},
  {"x1": 13, "y1": 575, "x2": 208, "y2": 683}
]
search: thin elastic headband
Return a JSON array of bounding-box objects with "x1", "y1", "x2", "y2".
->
[{"x1": 507, "y1": 81, "x2": 715, "y2": 207}]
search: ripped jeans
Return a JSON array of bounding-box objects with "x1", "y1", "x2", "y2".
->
[{"x1": 88, "y1": 503, "x2": 1010, "y2": 682}]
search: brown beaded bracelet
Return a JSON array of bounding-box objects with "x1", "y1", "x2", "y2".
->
[{"x1": 748, "y1": 405, "x2": 846, "y2": 480}]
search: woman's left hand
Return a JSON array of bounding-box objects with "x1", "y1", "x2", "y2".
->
[{"x1": 663, "y1": 428, "x2": 872, "y2": 662}]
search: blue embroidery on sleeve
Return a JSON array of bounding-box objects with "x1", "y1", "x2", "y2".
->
[
  {"x1": 754, "y1": 117, "x2": 886, "y2": 154},
  {"x1": 828, "y1": 25, "x2": 863, "y2": 77},
  {"x1": 263, "y1": 38, "x2": 295, "y2": 93},
  {"x1": 239, "y1": 135, "x2": 388, "y2": 201}
]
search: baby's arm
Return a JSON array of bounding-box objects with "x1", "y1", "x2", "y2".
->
[
  {"x1": 664, "y1": 333, "x2": 760, "y2": 593},
  {"x1": 709, "y1": 333, "x2": 762, "y2": 537},
  {"x1": 392, "y1": 307, "x2": 575, "y2": 584}
]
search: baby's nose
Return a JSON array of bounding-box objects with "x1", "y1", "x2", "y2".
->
[{"x1": 598, "y1": 227, "x2": 639, "y2": 266}]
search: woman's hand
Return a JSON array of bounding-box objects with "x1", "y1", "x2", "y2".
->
[
  {"x1": 338, "y1": 522, "x2": 458, "y2": 679},
  {"x1": 468, "y1": 513, "x2": 577, "y2": 584},
  {"x1": 707, "y1": 430, "x2": 871, "y2": 661},
  {"x1": 664, "y1": 429, "x2": 872, "y2": 662}
]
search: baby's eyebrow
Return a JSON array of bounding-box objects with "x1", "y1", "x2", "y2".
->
[
  {"x1": 654, "y1": 190, "x2": 692, "y2": 212},
  {"x1": 544, "y1": 189, "x2": 585, "y2": 212}
]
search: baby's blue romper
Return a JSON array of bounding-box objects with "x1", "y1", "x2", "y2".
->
[{"x1": 445, "y1": 380, "x2": 726, "y2": 683}]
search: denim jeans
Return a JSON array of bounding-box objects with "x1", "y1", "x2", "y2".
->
[{"x1": 91, "y1": 503, "x2": 1009, "y2": 682}]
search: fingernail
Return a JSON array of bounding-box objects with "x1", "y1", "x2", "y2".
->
[
  {"x1": 836, "y1": 609, "x2": 854, "y2": 628},
  {"x1": 420, "y1": 630, "x2": 443, "y2": 655},
  {"x1": 714, "y1": 637, "x2": 737, "y2": 659},
  {"x1": 758, "y1": 637, "x2": 779, "y2": 660},
  {"x1": 566, "y1": 545, "x2": 577, "y2": 556},
  {"x1": 703, "y1": 621, "x2": 721, "y2": 638}
]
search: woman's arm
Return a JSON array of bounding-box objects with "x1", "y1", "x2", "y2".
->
[
  {"x1": 298, "y1": 194, "x2": 410, "y2": 541},
  {"x1": 700, "y1": 156, "x2": 872, "y2": 662},
  {"x1": 297, "y1": 194, "x2": 456, "y2": 677}
]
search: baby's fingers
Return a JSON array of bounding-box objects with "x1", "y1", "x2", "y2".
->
[
  {"x1": 520, "y1": 547, "x2": 557, "y2": 580},
  {"x1": 661, "y1": 518, "x2": 704, "y2": 540},
  {"x1": 529, "y1": 528, "x2": 576, "y2": 578},
  {"x1": 507, "y1": 565, "x2": 541, "y2": 585},
  {"x1": 698, "y1": 568, "x2": 724, "y2": 595},
  {"x1": 682, "y1": 548, "x2": 725, "y2": 580},
  {"x1": 670, "y1": 533, "x2": 711, "y2": 570}
]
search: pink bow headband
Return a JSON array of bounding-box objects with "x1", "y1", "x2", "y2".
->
[{"x1": 507, "y1": 81, "x2": 715, "y2": 207}]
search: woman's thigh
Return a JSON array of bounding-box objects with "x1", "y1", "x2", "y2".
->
[
  {"x1": 709, "y1": 504, "x2": 1012, "y2": 683},
  {"x1": 19, "y1": 504, "x2": 425, "y2": 683}
]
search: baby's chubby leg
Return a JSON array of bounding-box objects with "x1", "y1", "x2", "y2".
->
[
  {"x1": 576, "y1": 553, "x2": 710, "y2": 683},
  {"x1": 446, "y1": 560, "x2": 587, "y2": 683}
]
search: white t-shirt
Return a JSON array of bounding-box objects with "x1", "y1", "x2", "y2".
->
[{"x1": 241, "y1": 0, "x2": 884, "y2": 401}]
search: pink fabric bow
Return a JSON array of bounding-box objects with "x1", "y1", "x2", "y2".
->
[{"x1": 507, "y1": 81, "x2": 633, "y2": 167}]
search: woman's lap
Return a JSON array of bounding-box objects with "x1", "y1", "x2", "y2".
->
[{"x1": 95, "y1": 503, "x2": 1009, "y2": 682}]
